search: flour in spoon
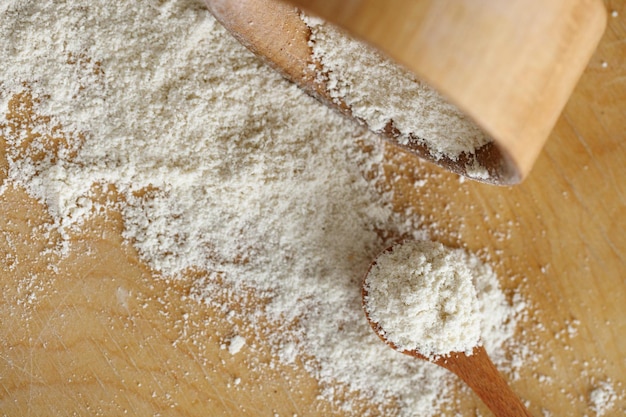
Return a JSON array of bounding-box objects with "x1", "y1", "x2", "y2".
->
[
  {"x1": 0, "y1": 1, "x2": 523, "y2": 415},
  {"x1": 364, "y1": 240, "x2": 482, "y2": 359}
]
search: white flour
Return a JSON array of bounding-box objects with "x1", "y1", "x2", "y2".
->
[
  {"x1": 364, "y1": 240, "x2": 482, "y2": 358},
  {"x1": 588, "y1": 380, "x2": 617, "y2": 417},
  {"x1": 0, "y1": 0, "x2": 521, "y2": 415},
  {"x1": 227, "y1": 335, "x2": 247, "y2": 355},
  {"x1": 304, "y1": 16, "x2": 491, "y2": 161}
]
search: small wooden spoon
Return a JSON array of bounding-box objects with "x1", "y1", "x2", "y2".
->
[
  {"x1": 361, "y1": 251, "x2": 533, "y2": 416},
  {"x1": 205, "y1": 0, "x2": 606, "y2": 185}
]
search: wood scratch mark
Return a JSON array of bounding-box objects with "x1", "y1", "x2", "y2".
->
[
  {"x1": 186, "y1": 348, "x2": 236, "y2": 416},
  {"x1": 544, "y1": 150, "x2": 625, "y2": 267}
]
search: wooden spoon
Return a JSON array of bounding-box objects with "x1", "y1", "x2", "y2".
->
[
  {"x1": 205, "y1": 0, "x2": 606, "y2": 185},
  {"x1": 362, "y1": 251, "x2": 533, "y2": 417}
]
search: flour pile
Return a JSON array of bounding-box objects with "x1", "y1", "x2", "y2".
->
[
  {"x1": 364, "y1": 241, "x2": 483, "y2": 358},
  {"x1": 0, "y1": 1, "x2": 522, "y2": 415}
]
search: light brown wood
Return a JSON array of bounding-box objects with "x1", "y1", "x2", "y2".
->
[
  {"x1": 434, "y1": 347, "x2": 533, "y2": 417},
  {"x1": 1, "y1": 1, "x2": 625, "y2": 416},
  {"x1": 205, "y1": 0, "x2": 322, "y2": 97},
  {"x1": 207, "y1": 0, "x2": 607, "y2": 184}
]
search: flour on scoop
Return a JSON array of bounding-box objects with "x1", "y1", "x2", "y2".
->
[{"x1": 303, "y1": 16, "x2": 492, "y2": 162}]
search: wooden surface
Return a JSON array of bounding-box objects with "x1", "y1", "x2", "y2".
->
[{"x1": 1, "y1": 2, "x2": 625, "y2": 416}]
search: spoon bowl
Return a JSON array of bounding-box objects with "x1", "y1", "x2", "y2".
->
[{"x1": 362, "y1": 246, "x2": 533, "y2": 417}]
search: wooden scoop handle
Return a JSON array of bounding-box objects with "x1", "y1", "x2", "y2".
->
[{"x1": 434, "y1": 346, "x2": 533, "y2": 417}]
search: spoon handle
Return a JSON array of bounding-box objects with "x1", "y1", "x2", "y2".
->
[{"x1": 436, "y1": 346, "x2": 533, "y2": 417}]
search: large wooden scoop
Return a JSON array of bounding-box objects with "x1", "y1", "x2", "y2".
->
[{"x1": 205, "y1": 0, "x2": 606, "y2": 184}]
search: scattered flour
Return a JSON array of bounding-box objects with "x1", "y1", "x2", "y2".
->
[
  {"x1": 588, "y1": 380, "x2": 617, "y2": 417},
  {"x1": 227, "y1": 335, "x2": 247, "y2": 355},
  {"x1": 364, "y1": 240, "x2": 482, "y2": 359},
  {"x1": 303, "y1": 16, "x2": 491, "y2": 161},
  {"x1": 0, "y1": 0, "x2": 523, "y2": 415}
]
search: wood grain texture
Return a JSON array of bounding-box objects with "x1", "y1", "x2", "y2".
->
[{"x1": 1, "y1": 1, "x2": 625, "y2": 417}]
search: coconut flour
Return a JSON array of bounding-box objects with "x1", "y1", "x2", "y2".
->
[
  {"x1": 303, "y1": 16, "x2": 492, "y2": 161},
  {"x1": 0, "y1": 1, "x2": 522, "y2": 416},
  {"x1": 364, "y1": 240, "x2": 482, "y2": 359}
]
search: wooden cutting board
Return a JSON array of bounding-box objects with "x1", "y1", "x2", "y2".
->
[{"x1": 1, "y1": 1, "x2": 624, "y2": 416}]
